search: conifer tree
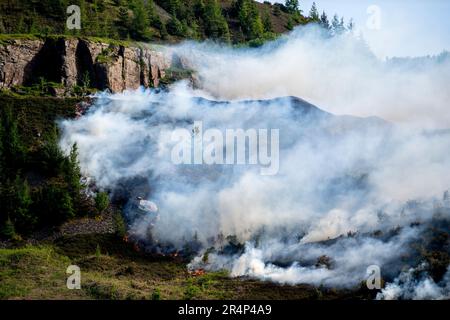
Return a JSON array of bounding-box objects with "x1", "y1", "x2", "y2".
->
[
  {"x1": 347, "y1": 18, "x2": 355, "y2": 32},
  {"x1": 237, "y1": 0, "x2": 263, "y2": 40},
  {"x1": 309, "y1": 2, "x2": 319, "y2": 22},
  {"x1": 331, "y1": 14, "x2": 344, "y2": 35},
  {"x1": 263, "y1": 11, "x2": 273, "y2": 33},
  {"x1": 285, "y1": 0, "x2": 299, "y2": 14},
  {"x1": 1, "y1": 108, "x2": 25, "y2": 174},
  {"x1": 320, "y1": 11, "x2": 330, "y2": 29},
  {"x1": 130, "y1": 0, "x2": 151, "y2": 40},
  {"x1": 203, "y1": 0, "x2": 230, "y2": 42}
]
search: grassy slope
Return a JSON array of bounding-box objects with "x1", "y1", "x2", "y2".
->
[{"x1": 0, "y1": 233, "x2": 372, "y2": 300}]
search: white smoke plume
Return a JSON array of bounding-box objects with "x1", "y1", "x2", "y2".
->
[
  {"x1": 377, "y1": 264, "x2": 450, "y2": 300},
  {"x1": 174, "y1": 25, "x2": 450, "y2": 129},
  {"x1": 59, "y1": 26, "x2": 450, "y2": 295}
]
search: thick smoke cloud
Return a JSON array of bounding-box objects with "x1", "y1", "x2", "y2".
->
[
  {"x1": 59, "y1": 26, "x2": 450, "y2": 296},
  {"x1": 377, "y1": 264, "x2": 450, "y2": 300},
  {"x1": 174, "y1": 26, "x2": 450, "y2": 129}
]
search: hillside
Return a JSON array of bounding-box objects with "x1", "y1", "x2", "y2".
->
[
  {"x1": 0, "y1": 94, "x2": 376, "y2": 300},
  {"x1": 0, "y1": 0, "x2": 310, "y2": 44}
]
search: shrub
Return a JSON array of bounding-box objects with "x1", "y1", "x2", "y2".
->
[
  {"x1": 95, "y1": 192, "x2": 110, "y2": 214},
  {"x1": 184, "y1": 284, "x2": 200, "y2": 300},
  {"x1": 113, "y1": 211, "x2": 127, "y2": 237},
  {"x1": 0, "y1": 218, "x2": 18, "y2": 240},
  {"x1": 151, "y1": 288, "x2": 161, "y2": 300}
]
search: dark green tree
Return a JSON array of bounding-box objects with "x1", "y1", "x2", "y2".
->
[
  {"x1": 285, "y1": 0, "x2": 299, "y2": 14},
  {"x1": 262, "y1": 10, "x2": 273, "y2": 33},
  {"x1": 339, "y1": 17, "x2": 345, "y2": 32},
  {"x1": 194, "y1": 0, "x2": 206, "y2": 18},
  {"x1": 64, "y1": 143, "x2": 82, "y2": 210},
  {"x1": 347, "y1": 18, "x2": 355, "y2": 32},
  {"x1": 320, "y1": 11, "x2": 330, "y2": 29},
  {"x1": 167, "y1": 16, "x2": 186, "y2": 36},
  {"x1": 203, "y1": 0, "x2": 230, "y2": 42},
  {"x1": 309, "y1": 2, "x2": 319, "y2": 22},
  {"x1": 117, "y1": 6, "x2": 131, "y2": 38},
  {"x1": 331, "y1": 14, "x2": 344, "y2": 35},
  {"x1": 236, "y1": 0, "x2": 264, "y2": 40},
  {"x1": 0, "y1": 218, "x2": 17, "y2": 240},
  {"x1": 1, "y1": 175, "x2": 34, "y2": 233},
  {"x1": 286, "y1": 17, "x2": 294, "y2": 30},
  {"x1": 1, "y1": 109, "x2": 26, "y2": 174},
  {"x1": 95, "y1": 191, "x2": 110, "y2": 214},
  {"x1": 147, "y1": 0, "x2": 159, "y2": 27},
  {"x1": 12, "y1": 176, "x2": 34, "y2": 231},
  {"x1": 130, "y1": 0, "x2": 152, "y2": 40},
  {"x1": 40, "y1": 125, "x2": 65, "y2": 175},
  {"x1": 37, "y1": 183, "x2": 75, "y2": 225}
]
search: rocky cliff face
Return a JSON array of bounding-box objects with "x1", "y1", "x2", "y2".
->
[{"x1": 0, "y1": 38, "x2": 174, "y2": 94}]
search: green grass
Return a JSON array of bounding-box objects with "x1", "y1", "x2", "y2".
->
[
  {"x1": 0, "y1": 232, "x2": 372, "y2": 300},
  {"x1": 0, "y1": 245, "x2": 81, "y2": 299},
  {"x1": 0, "y1": 33, "x2": 134, "y2": 47},
  {"x1": 0, "y1": 33, "x2": 40, "y2": 45}
]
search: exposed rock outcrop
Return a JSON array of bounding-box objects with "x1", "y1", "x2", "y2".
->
[
  {"x1": 0, "y1": 37, "x2": 175, "y2": 93},
  {"x1": 0, "y1": 39, "x2": 45, "y2": 87}
]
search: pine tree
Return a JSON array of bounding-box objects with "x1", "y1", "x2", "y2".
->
[
  {"x1": 286, "y1": 17, "x2": 294, "y2": 31},
  {"x1": 167, "y1": 16, "x2": 185, "y2": 36},
  {"x1": 189, "y1": 20, "x2": 200, "y2": 40},
  {"x1": 320, "y1": 11, "x2": 330, "y2": 30},
  {"x1": 95, "y1": 191, "x2": 109, "y2": 214},
  {"x1": 263, "y1": 11, "x2": 273, "y2": 33},
  {"x1": 13, "y1": 176, "x2": 34, "y2": 231},
  {"x1": 117, "y1": 6, "x2": 130, "y2": 38},
  {"x1": 40, "y1": 125, "x2": 65, "y2": 175},
  {"x1": 164, "y1": 0, "x2": 182, "y2": 17},
  {"x1": 331, "y1": 14, "x2": 343, "y2": 35},
  {"x1": 1, "y1": 175, "x2": 34, "y2": 233},
  {"x1": 64, "y1": 143, "x2": 82, "y2": 210},
  {"x1": 0, "y1": 218, "x2": 17, "y2": 240},
  {"x1": 339, "y1": 17, "x2": 345, "y2": 32},
  {"x1": 147, "y1": 0, "x2": 158, "y2": 27},
  {"x1": 309, "y1": 2, "x2": 319, "y2": 22},
  {"x1": 0, "y1": 113, "x2": 4, "y2": 179},
  {"x1": 251, "y1": 14, "x2": 264, "y2": 39},
  {"x1": 237, "y1": 0, "x2": 263, "y2": 40},
  {"x1": 203, "y1": 0, "x2": 230, "y2": 42},
  {"x1": 1, "y1": 108, "x2": 25, "y2": 174},
  {"x1": 130, "y1": 0, "x2": 152, "y2": 40},
  {"x1": 39, "y1": 184, "x2": 75, "y2": 225},
  {"x1": 347, "y1": 18, "x2": 355, "y2": 32},
  {"x1": 160, "y1": 22, "x2": 168, "y2": 39},
  {"x1": 194, "y1": 0, "x2": 206, "y2": 18},
  {"x1": 285, "y1": 0, "x2": 299, "y2": 14}
]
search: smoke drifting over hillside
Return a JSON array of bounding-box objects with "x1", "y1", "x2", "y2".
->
[
  {"x1": 174, "y1": 26, "x2": 450, "y2": 129},
  {"x1": 59, "y1": 26, "x2": 450, "y2": 297}
]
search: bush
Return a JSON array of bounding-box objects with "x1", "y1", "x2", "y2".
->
[
  {"x1": 151, "y1": 288, "x2": 161, "y2": 300},
  {"x1": 95, "y1": 192, "x2": 110, "y2": 214},
  {"x1": 0, "y1": 218, "x2": 18, "y2": 240},
  {"x1": 35, "y1": 183, "x2": 75, "y2": 226},
  {"x1": 184, "y1": 284, "x2": 200, "y2": 300},
  {"x1": 113, "y1": 211, "x2": 127, "y2": 237},
  {"x1": 95, "y1": 244, "x2": 101, "y2": 257}
]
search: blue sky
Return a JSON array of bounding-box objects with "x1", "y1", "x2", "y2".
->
[{"x1": 266, "y1": 0, "x2": 450, "y2": 58}]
